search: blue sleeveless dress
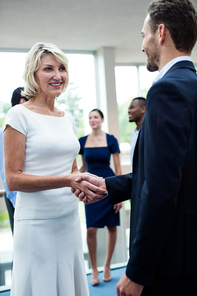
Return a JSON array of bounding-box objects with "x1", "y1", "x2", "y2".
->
[{"x1": 78, "y1": 133, "x2": 120, "y2": 228}]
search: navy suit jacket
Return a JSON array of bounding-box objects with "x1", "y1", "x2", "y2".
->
[{"x1": 105, "y1": 61, "x2": 197, "y2": 287}]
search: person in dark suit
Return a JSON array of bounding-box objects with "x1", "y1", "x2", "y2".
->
[{"x1": 72, "y1": 0, "x2": 197, "y2": 295}]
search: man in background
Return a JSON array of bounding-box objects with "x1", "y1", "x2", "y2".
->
[
  {"x1": 128, "y1": 97, "x2": 145, "y2": 172},
  {"x1": 0, "y1": 87, "x2": 27, "y2": 233}
]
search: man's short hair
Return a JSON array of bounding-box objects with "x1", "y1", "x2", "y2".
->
[
  {"x1": 148, "y1": 0, "x2": 197, "y2": 54},
  {"x1": 132, "y1": 97, "x2": 146, "y2": 107},
  {"x1": 11, "y1": 87, "x2": 28, "y2": 107}
]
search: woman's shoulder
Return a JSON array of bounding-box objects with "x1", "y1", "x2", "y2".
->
[
  {"x1": 106, "y1": 133, "x2": 117, "y2": 142},
  {"x1": 79, "y1": 135, "x2": 88, "y2": 139},
  {"x1": 78, "y1": 135, "x2": 88, "y2": 154},
  {"x1": 106, "y1": 133, "x2": 120, "y2": 153},
  {"x1": 6, "y1": 104, "x2": 28, "y2": 120},
  {"x1": 5, "y1": 104, "x2": 29, "y2": 135},
  {"x1": 78, "y1": 135, "x2": 88, "y2": 144},
  {"x1": 63, "y1": 110, "x2": 74, "y2": 120},
  {"x1": 7, "y1": 104, "x2": 24, "y2": 114}
]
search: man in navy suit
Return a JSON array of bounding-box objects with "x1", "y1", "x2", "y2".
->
[{"x1": 73, "y1": 0, "x2": 197, "y2": 295}]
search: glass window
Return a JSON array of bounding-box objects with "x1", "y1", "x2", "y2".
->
[
  {"x1": 115, "y1": 65, "x2": 159, "y2": 244},
  {"x1": 139, "y1": 65, "x2": 158, "y2": 96},
  {"x1": 115, "y1": 66, "x2": 139, "y2": 167},
  {"x1": 115, "y1": 66, "x2": 138, "y2": 104},
  {"x1": 114, "y1": 65, "x2": 140, "y2": 263},
  {"x1": 115, "y1": 64, "x2": 158, "y2": 166}
]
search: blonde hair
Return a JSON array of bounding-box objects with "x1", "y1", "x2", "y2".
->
[{"x1": 22, "y1": 42, "x2": 69, "y2": 99}]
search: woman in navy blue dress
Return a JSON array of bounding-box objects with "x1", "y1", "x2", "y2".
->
[{"x1": 79, "y1": 109, "x2": 122, "y2": 286}]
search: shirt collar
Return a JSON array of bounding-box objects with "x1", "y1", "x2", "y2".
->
[{"x1": 153, "y1": 56, "x2": 191, "y2": 84}]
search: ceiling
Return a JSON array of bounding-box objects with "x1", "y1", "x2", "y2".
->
[{"x1": 1, "y1": 0, "x2": 197, "y2": 64}]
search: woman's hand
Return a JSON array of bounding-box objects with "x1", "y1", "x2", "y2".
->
[
  {"x1": 70, "y1": 172, "x2": 108, "y2": 203},
  {"x1": 114, "y1": 202, "x2": 122, "y2": 213},
  {"x1": 70, "y1": 172, "x2": 107, "y2": 202}
]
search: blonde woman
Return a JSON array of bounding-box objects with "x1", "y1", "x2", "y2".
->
[{"x1": 3, "y1": 42, "x2": 105, "y2": 296}]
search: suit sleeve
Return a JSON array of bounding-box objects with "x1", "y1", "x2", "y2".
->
[
  {"x1": 105, "y1": 173, "x2": 132, "y2": 205},
  {"x1": 126, "y1": 80, "x2": 190, "y2": 286}
]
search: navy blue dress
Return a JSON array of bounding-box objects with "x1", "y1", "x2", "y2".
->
[{"x1": 78, "y1": 133, "x2": 120, "y2": 228}]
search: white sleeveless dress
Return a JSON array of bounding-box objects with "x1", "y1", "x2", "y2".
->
[{"x1": 5, "y1": 105, "x2": 89, "y2": 296}]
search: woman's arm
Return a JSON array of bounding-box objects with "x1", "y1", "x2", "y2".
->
[
  {"x1": 4, "y1": 125, "x2": 106, "y2": 198},
  {"x1": 79, "y1": 155, "x2": 87, "y2": 173},
  {"x1": 71, "y1": 158, "x2": 80, "y2": 174},
  {"x1": 113, "y1": 152, "x2": 122, "y2": 176}
]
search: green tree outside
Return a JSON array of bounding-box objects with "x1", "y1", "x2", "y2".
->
[{"x1": 0, "y1": 101, "x2": 11, "y2": 128}]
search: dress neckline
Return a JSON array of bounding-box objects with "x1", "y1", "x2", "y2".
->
[
  {"x1": 84, "y1": 133, "x2": 108, "y2": 148},
  {"x1": 84, "y1": 146, "x2": 108, "y2": 148},
  {"x1": 21, "y1": 104, "x2": 65, "y2": 118}
]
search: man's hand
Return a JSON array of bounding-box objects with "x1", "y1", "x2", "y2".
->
[
  {"x1": 71, "y1": 173, "x2": 108, "y2": 203},
  {"x1": 116, "y1": 273, "x2": 144, "y2": 296}
]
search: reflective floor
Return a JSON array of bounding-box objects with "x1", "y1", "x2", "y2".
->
[{"x1": 0, "y1": 266, "x2": 126, "y2": 296}]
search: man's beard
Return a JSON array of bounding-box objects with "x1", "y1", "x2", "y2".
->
[
  {"x1": 147, "y1": 59, "x2": 159, "y2": 72},
  {"x1": 146, "y1": 44, "x2": 160, "y2": 72}
]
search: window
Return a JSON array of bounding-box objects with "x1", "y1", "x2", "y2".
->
[
  {"x1": 115, "y1": 65, "x2": 158, "y2": 166},
  {"x1": 115, "y1": 65, "x2": 158, "y2": 247}
]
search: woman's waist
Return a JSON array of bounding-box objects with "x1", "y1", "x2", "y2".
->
[
  {"x1": 87, "y1": 165, "x2": 114, "y2": 177},
  {"x1": 14, "y1": 190, "x2": 78, "y2": 220},
  {"x1": 87, "y1": 163, "x2": 110, "y2": 170}
]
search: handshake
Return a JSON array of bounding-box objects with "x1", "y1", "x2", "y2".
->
[{"x1": 71, "y1": 173, "x2": 108, "y2": 204}]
